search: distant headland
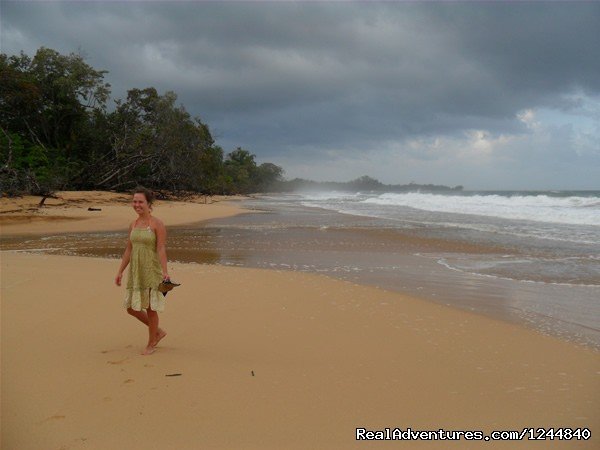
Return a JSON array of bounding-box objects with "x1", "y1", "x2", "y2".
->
[{"x1": 272, "y1": 175, "x2": 463, "y2": 193}]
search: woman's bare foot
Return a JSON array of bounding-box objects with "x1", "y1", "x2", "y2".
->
[
  {"x1": 154, "y1": 328, "x2": 167, "y2": 346},
  {"x1": 141, "y1": 345, "x2": 155, "y2": 355},
  {"x1": 141, "y1": 328, "x2": 166, "y2": 355}
]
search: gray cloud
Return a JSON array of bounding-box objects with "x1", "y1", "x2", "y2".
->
[{"x1": 2, "y1": 1, "x2": 599, "y2": 188}]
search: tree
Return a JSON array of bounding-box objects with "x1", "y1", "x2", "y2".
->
[
  {"x1": 348, "y1": 175, "x2": 383, "y2": 191},
  {"x1": 1, "y1": 48, "x2": 110, "y2": 155},
  {"x1": 1, "y1": 47, "x2": 284, "y2": 196},
  {"x1": 92, "y1": 88, "x2": 217, "y2": 192},
  {"x1": 223, "y1": 148, "x2": 257, "y2": 194},
  {"x1": 254, "y1": 162, "x2": 284, "y2": 192},
  {"x1": 0, "y1": 48, "x2": 110, "y2": 194},
  {"x1": 197, "y1": 145, "x2": 226, "y2": 195}
]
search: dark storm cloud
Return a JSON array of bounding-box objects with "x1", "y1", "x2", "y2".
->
[{"x1": 2, "y1": 1, "x2": 599, "y2": 186}]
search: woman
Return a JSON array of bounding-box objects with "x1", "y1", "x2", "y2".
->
[{"x1": 115, "y1": 187, "x2": 170, "y2": 355}]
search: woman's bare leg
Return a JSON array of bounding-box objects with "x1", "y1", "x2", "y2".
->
[
  {"x1": 127, "y1": 308, "x2": 148, "y2": 325},
  {"x1": 142, "y1": 307, "x2": 159, "y2": 355},
  {"x1": 127, "y1": 307, "x2": 167, "y2": 344}
]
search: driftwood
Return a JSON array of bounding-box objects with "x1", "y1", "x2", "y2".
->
[{"x1": 38, "y1": 193, "x2": 60, "y2": 207}]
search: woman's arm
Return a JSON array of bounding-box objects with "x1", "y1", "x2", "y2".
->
[
  {"x1": 155, "y1": 219, "x2": 169, "y2": 280},
  {"x1": 115, "y1": 223, "x2": 134, "y2": 286}
]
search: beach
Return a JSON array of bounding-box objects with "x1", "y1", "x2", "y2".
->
[
  {"x1": 1, "y1": 191, "x2": 599, "y2": 449},
  {"x1": 0, "y1": 191, "x2": 249, "y2": 236}
]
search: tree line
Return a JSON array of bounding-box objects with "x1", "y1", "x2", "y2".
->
[
  {"x1": 273, "y1": 175, "x2": 463, "y2": 193},
  {"x1": 0, "y1": 47, "x2": 284, "y2": 197}
]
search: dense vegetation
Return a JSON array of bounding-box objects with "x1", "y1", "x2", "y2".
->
[{"x1": 0, "y1": 47, "x2": 284, "y2": 197}]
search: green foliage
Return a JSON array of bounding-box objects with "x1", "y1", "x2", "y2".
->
[
  {"x1": 197, "y1": 145, "x2": 226, "y2": 195},
  {"x1": 0, "y1": 130, "x2": 71, "y2": 194},
  {"x1": 0, "y1": 47, "x2": 283, "y2": 197},
  {"x1": 255, "y1": 163, "x2": 285, "y2": 192},
  {"x1": 224, "y1": 148, "x2": 256, "y2": 194},
  {"x1": 1, "y1": 48, "x2": 110, "y2": 153},
  {"x1": 221, "y1": 148, "x2": 283, "y2": 194},
  {"x1": 1, "y1": 47, "x2": 111, "y2": 194}
]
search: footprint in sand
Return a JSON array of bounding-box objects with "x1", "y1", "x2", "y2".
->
[
  {"x1": 40, "y1": 414, "x2": 65, "y2": 424},
  {"x1": 107, "y1": 357, "x2": 129, "y2": 365},
  {"x1": 123, "y1": 378, "x2": 135, "y2": 384}
]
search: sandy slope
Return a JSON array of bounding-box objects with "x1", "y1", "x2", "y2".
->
[{"x1": 0, "y1": 190, "x2": 251, "y2": 236}]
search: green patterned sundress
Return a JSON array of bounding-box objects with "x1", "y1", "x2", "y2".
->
[{"x1": 123, "y1": 226, "x2": 165, "y2": 312}]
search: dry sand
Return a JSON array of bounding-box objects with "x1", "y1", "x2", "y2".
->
[
  {"x1": 1, "y1": 191, "x2": 599, "y2": 449},
  {"x1": 0, "y1": 190, "x2": 251, "y2": 236}
]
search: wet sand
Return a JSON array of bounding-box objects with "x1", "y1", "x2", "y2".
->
[{"x1": 6, "y1": 206, "x2": 594, "y2": 348}]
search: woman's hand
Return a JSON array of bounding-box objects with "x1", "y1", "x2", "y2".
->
[
  {"x1": 116, "y1": 226, "x2": 132, "y2": 285},
  {"x1": 155, "y1": 219, "x2": 169, "y2": 283}
]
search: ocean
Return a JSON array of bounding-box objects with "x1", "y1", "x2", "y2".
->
[{"x1": 295, "y1": 190, "x2": 600, "y2": 286}]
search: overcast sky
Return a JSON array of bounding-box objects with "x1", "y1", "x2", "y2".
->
[{"x1": 2, "y1": 1, "x2": 599, "y2": 190}]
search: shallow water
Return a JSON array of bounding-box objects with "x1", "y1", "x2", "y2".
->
[{"x1": 296, "y1": 191, "x2": 600, "y2": 286}]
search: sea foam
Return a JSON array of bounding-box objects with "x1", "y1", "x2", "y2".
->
[{"x1": 360, "y1": 193, "x2": 599, "y2": 226}]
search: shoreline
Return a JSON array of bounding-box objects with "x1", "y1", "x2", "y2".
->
[
  {"x1": 2, "y1": 191, "x2": 599, "y2": 349},
  {"x1": 176, "y1": 202, "x2": 600, "y2": 350}
]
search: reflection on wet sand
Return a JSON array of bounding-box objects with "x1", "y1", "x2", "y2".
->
[{"x1": 2, "y1": 208, "x2": 599, "y2": 349}]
